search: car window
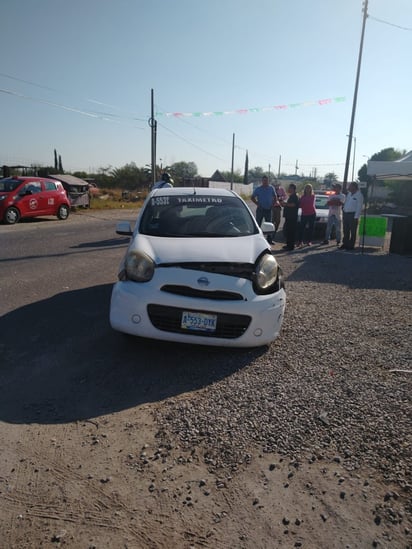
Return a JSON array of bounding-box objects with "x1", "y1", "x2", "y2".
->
[
  {"x1": 315, "y1": 196, "x2": 329, "y2": 208},
  {"x1": 23, "y1": 181, "x2": 42, "y2": 194},
  {"x1": 0, "y1": 178, "x2": 21, "y2": 192},
  {"x1": 140, "y1": 195, "x2": 257, "y2": 237},
  {"x1": 44, "y1": 181, "x2": 57, "y2": 191}
]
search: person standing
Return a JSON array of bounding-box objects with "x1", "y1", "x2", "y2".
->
[
  {"x1": 297, "y1": 183, "x2": 316, "y2": 246},
  {"x1": 272, "y1": 180, "x2": 287, "y2": 234},
  {"x1": 323, "y1": 183, "x2": 346, "y2": 246},
  {"x1": 153, "y1": 172, "x2": 174, "y2": 189},
  {"x1": 340, "y1": 182, "x2": 364, "y2": 250},
  {"x1": 251, "y1": 175, "x2": 277, "y2": 243},
  {"x1": 280, "y1": 183, "x2": 299, "y2": 251}
]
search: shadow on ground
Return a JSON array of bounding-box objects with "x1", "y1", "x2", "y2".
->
[
  {"x1": 70, "y1": 237, "x2": 130, "y2": 249},
  {"x1": 274, "y1": 246, "x2": 412, "y2": 291},
  {"x1": 0, "y1": 284, "x2": 265, "y2": 425}
]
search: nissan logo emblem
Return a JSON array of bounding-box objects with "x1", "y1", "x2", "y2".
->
[{"x1": 197, "y1": 277, "x2": 210, "y2": 286}]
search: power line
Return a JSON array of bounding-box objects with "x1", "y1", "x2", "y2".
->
[
  {"x1": 157, "y1": 120, "x2": 226, "y2": 162},
  {"x1": 0, "y1": 87, "x2": 146, "y2": 129},
  {"x1": 0, "y1": 72, "x2": 148, "y2": 121},
  {"x1": 369, "y1": 14, "x2": 412, "y2": 31}
]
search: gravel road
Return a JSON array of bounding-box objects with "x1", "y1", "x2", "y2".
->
[
  {"x1": 157, "y1": 243, "x2": 412, "y2": 482},
  {"x1": 0, "y1": 211, "x2": 411, "y2": 548}
]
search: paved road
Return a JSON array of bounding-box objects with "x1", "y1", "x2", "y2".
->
[
  {"x1": 0, "y1": 209, "x2": 136, "y2": 316},
  {"x1": 0, "y1": 209, "x2": 251, "y2": 425}
]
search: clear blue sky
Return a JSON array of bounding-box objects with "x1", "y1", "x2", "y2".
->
[{"x1": 1, "y1": 0, "x2": 411, "y2": 180}]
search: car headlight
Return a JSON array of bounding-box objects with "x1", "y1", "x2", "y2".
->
[
  {"x1": 254, "y1": 253, "x2": 279, "y2": 293},
  {"x1": 122, "y1": 250, "x2": 155, "y2": 282},
  {"x1": 0, "y1": 195, "x2": 6, "y2": 201}
]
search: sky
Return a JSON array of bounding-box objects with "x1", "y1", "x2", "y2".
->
[{"x1": 1, "y1": 0, "x2": 411, "y2": 181}]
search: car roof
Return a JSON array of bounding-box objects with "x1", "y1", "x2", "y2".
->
[
  {"x1": 3, "y1": 176, "x2": 60, "y2": 183},
  {"x1": 150, "y1": 187, "x2": 239, "y2": 198}
]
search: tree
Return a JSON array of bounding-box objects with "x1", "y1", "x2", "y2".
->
[
  {"x1": 247, "y1": 166, "x2": 265, "y2": 182},
  {"x1": 169, "y1": 161, "x2": 198, "y2": 182},
  {"x1": 72, "y1": 171, "x2": 89, "y2": 179},
  {"x1": 219, "y1": 169, "x2": 243, "y2": 183},
  {"x1": 110, "y1": 162, "x2": 148, "y2": 191},
  {"x1": 54, "y1": 149, "x2": 58, "y2": 170},
  {"x1": 323, "y1": 172, "x2": 338, "y2": 187},
  {"x1": 358, "y1": 147, "x2": 405, "y2": 183}
]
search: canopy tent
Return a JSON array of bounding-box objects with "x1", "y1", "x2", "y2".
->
[{"x1": 367, "y1": 151, "x2": 412, "y2": 180}]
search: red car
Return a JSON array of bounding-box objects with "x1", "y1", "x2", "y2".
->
[{"x1": 0, "y1": 176, "x2": 71, "y2": 224}]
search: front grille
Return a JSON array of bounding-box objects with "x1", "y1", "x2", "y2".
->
[
  {"x1": 161, "y1": 285, "x2": 244, "y2": 300},
  {"x1": 158, "y1": 262, "x2": 254, "y2": 280},
  {"x1": 147, "y1": 304, "x2": 251, "y2": 339}
]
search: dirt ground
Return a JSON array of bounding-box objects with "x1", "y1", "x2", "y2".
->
[
  {"x1": 0, "y1": 401, "x2": 410, "y2": 549},
  {"x1": 0, "y1": 211, "x2": 410, "y2": 548}
]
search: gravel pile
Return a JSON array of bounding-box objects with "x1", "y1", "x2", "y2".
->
[{"x1": 155, "y1": 246, "x2": 412, "y2": 490}]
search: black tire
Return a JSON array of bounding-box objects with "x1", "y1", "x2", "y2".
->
[
  {"x1": 57, "y1": 204, "x2": 70, "y2": 220},
  {"x1": 4, "y1": 206, "x2": 20, "y2": 225}
]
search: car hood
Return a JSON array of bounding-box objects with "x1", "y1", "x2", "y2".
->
[{"x1": 129, "y1": 234, "x2": 270, "y2": 264}]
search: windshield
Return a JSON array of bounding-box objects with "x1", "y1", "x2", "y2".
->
[
  {"x1": 140, "y1": 195, "x2": 258, "y2": 237},
  {"x1": 315, "y1": 196, "x2": 329, "y2": 209},
  {"x1": 0, "y1": 178, "x2": 21, "y2": 192}
]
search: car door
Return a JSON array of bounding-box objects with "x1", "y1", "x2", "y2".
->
[
  {"x1": 41, "y1": 180, "x2": 59, "y2": 214},
  {"x1": 17, "y1": 181, "x2": 44, "y2": 217}
]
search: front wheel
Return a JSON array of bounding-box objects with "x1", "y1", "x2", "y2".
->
[
  {"x1": 4, "y1": 206, "x2": 20, "y2": 224},
  {"x1": 57, "y1": 204, "x2": 70, "y2": 220}
]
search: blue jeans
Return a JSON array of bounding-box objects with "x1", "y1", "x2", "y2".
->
[
  {"x1": 256, "y1": 207, "x2": 274, "y2": 242},
  {"x1": 256, "y1": 206, "x2": 272, "y2": 227},
  {"x1": 326, "y1": 214, "x2": 341, "y2": 242}
]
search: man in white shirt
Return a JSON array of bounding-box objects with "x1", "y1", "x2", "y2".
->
[
  {"x1": 340, "y1": 182, "x2": 364, "y2": 250},
  {"x1": 323, "y1": 183, "x2": 345, "y2": 246}
]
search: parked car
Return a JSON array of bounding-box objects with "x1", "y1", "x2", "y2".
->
[
  {"x1": 0, "y1": 176, "x2": 71, "y2": 224},
  {"x1": 110, "y1": 187, "x2": 286, "y2": 347}
]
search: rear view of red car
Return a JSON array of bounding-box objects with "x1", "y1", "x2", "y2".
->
[{"x1": 0, "y1": 176, "x2": 71, "y2": 224}]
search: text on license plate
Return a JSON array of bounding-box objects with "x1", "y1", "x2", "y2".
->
[{"x1": 181, "y1": 311, "x2": 217, "y2": 332}]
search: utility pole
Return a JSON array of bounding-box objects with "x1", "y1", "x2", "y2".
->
[
  {"x1": 346, "y1": 134, "x2": 357, "y2": 182},
  {"x1": 230, "y1": 133, "x2": 235, "y2": 190},
  {"x1": 149, "y1": 88, "x2": 157, "y2": 187},
  {"x1": 278, "y1": 155, "x2": 282, "y2": 178},
  {"x1": 343, "y1": 0, "x2": 368, "y2": 193},
  {"x1": 352, "y1": 136, "x2": 357, "y2": 181}
]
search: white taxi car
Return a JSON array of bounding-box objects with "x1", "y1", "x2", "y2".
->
[{"x1": 110, "y1": 187, "x2": 286, "y2": 347}]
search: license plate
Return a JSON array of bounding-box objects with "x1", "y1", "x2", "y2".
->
[{"x1": 181, "y1": 311, "x2": 217, "y2": 332}]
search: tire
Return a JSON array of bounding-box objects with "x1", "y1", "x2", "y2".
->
[
  {"x1": 57, "y1": 204, "x2": 70, "y2": 220},
  {"x1": 4, "y1": 206, "x2": 20, "y2": 225}
]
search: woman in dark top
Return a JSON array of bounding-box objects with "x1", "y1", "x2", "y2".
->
[{"x1": 280, "y1": 183, "x2": 299, "y2": 251}]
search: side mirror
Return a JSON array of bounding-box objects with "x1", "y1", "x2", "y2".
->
[
  {"x1": 116, "y1": 221, "x2": 133, "y2": 236},
  {"x1": 261, "y1": 221, "x2": 275, "y2": 233}
]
